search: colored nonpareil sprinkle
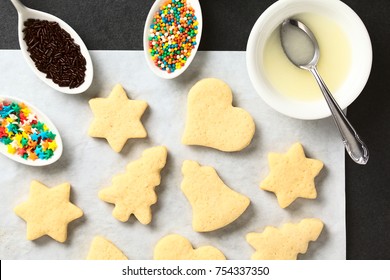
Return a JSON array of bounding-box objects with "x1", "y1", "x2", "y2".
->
[
  {"x1": 148, "y1": 0, "x2": 198, "y2": 73},
  {"x1": 0, "y1": 100, "x2": 57, "y2": 161}
]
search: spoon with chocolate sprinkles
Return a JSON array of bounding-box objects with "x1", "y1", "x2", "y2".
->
[{"x1": 10, "y1": 0, "x2": 93, "y2": 94}]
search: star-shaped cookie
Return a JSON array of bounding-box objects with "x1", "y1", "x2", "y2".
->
[
  {"x1": 14, "y1": 180, "x2": 83, "y2": 242},
  {"x1": 88, "y1": 84, "x2": 148, "y2": 152},
  {"x1": 260, "y1": 143, "x2": 324, "y2": 208}
]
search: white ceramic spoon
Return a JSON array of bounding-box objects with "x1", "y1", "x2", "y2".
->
[
  {"x1": 0, "y1": 96, "x2": 63, "y2": 166},
  {"x1": 143, "y1": 0, "x2": 203, "y2": 79},
  {"x1": 10, "y1": 0, "x2": 93, "y2": 94}
]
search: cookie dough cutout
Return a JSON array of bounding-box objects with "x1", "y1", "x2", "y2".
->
[
  {"x1": 87, "y1": 236, "x2": 128, "y2": 260},
  {"x1": 154, "y1": 234, "x2": 226, "y2": 260},
  {"x1": 260, "y1": 143, "x2": 324, "y2": 208},
  {"x1": 99, "y1": 146, "x2": 168, "y2": 224},
  {"x1": 88, "y1": 84, "x2": 148, "y2": 152},
  {"x1": 181, "y1": 160, "x2": 250, "y2": 232},
  {"x1": 182, "y1": 78, "x2": 255, "y2": 152},
  {"x1": 14, "y1": 180, "x2": 83, "y2": 243},
  {"x1": 246, "y1": 218, "x2": 324, "y2": 260}
]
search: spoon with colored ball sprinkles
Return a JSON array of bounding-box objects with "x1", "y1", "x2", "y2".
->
[
  {"x1": 10, "y1": 0, "x2": 93, "y2": 94},
  {"x1": 144, "y1": 0, "x2": 203, "y2": 79}
]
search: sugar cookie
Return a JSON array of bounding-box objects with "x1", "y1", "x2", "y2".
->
[
  {"x1": 154, "y1": 234, "x2": 226, "y2": 260},
  {"x1": 99, "y1": 146, "x2": 168, "y2": 224},
  {"x1": 181, "y1": 160, "x2": 250, "y2": 232},
  {"x1": 182, "y1": 78, "x2": 255, "y2": 152},
  {"x1": 87, "y1": 236, "x2": 128, "y2": 260},
  {"x1": 88, "y1": 84, "x2": 148, "y2": 152},
  {"x1": 260, "y1": 143, "x2": 324, "y2": 208},
  {"x1": 14, "y1": 180, "x2": 83, "y2": 243},
  {"x1": 246, "y1": 218, "x2": 324, "y2": 260}
]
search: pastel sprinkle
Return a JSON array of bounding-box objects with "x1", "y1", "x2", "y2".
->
[
  {"x1": 0, "y1": 100, "x2": 57, "y2": 161},
  {"x1": 148, "y1": 0, "x2": 198, "y2": 73}
]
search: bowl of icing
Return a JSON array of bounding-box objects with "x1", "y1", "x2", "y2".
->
[{"x1": 246, "y1": 0, "x2": 372, "y2": 120}]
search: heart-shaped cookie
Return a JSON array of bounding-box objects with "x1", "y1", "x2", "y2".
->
[
  {"x1": 154, "y1": 234, "x2": 226, "y2": 260},
  {"x1": 182, "y1": 78, "x2": 255, "y2": 152},
  {"x1": 86, "y1": 236, "x2": 128, "y2": 260}
]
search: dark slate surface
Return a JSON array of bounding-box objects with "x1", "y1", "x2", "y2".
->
[{"x1": 1, "y1": 0, "x2": 389, "y2": 259}]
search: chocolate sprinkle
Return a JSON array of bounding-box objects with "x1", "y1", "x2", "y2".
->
[{"x1": 23, "y1": 19, "x2": 87, "y2": 89}]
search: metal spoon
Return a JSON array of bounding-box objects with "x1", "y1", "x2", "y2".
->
[
  {"x1": 280, "y1": 19, "x2": 369, "y2": 165},
  {"x1": 10, "y1": 0, "x2": 93, "y2": 94}
]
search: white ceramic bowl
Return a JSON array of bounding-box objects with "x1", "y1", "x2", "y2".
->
[{"x1": 246, "y1": 0, "x2": 372, "y2": 120}]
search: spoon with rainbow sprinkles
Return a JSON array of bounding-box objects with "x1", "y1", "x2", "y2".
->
[
  {"x1": 0, "y1": 96, "x2": 63, "y2": 166},
  {"x1": 144, "y1": 0, "x2": 202, "y2": 79},
  {"x1": 10, "y1": 0, "x2": 93, "y2": 94}
]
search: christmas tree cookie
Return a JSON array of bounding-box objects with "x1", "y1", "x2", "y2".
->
[
  {"x1": 246, "y1": 218, "x2": 324, "y2": 260},
  {"x1": 99, "y1": 146, "x2": 168, "y2": 224}
]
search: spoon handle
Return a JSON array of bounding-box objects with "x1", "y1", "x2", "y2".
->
[
  {"x1": 10, "y1": 0, "x2": 26, "y2": 14},
  {"x1": 310, "y1": 66, "x2": 369, "y2": 165}
]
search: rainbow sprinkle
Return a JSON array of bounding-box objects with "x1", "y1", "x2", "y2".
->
[
  {"x1": 0, "y1": 100, "x2": 57, "y2": 161},
  {"x1": 148, "y1": 0, "x2": 198, "y2": 73}
]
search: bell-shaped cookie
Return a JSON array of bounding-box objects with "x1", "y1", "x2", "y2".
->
[{"x1": 181, "y1": 160, "x2": 250, "y2": 232}]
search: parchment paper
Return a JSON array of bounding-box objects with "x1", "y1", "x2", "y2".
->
[{"x1": 0, "y1": 50, "x2": 345, "y2": 259}]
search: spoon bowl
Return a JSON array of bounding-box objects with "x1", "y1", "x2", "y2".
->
[
  {"x1": 10, "y1": 0, "x2": 93, "y2": 94},
  {"x1": 280, "y1": 18, "x2": 369, "y2": 165},
  {"x1": 0, "y1": 96, "x2": 63, "y2": 166},
  {"x1": 280, "y1": 19, "x2": 319, "y2": 69},
  {"x1": 143, "y1": 0, "x2": 202, "y2": 79}
]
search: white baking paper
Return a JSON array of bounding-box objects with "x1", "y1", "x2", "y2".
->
[{"x1": 0, "y1": 50, "x2": 345, "y2": 259}]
